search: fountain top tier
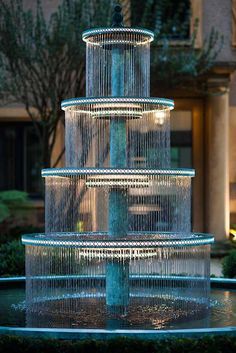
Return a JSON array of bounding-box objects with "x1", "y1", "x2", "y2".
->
[
  {"x1": 82, "y1": 3, "x2": 154, "y2": 46},
  {"x1": 83, "y1": 10, "x2": 154, "y2": 97}
]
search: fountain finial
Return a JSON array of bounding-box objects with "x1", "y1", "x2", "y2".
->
[{"x1": 112, "y1": 4, "x2": 124, "y2": 27}]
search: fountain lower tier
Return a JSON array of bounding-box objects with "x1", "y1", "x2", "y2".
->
[
  {"x1": 42, "y1": 168, "x2": 194, "y2": 234},
  {"x1": 22, "y1": 232, "x2": 213, "y2": 329}
]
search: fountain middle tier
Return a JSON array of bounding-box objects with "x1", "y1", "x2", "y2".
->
[
  {"x1": 62, "y1": 97, "x2": 174, "y2": 168},
  {"x1": 82, "y1": 27, "x2": 154, "y2": 97},
  {"x1": 42, "y1": 168, "x2": 194, "y2": 234}
]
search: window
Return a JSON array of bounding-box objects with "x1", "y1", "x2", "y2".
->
[{"x1": 0, "y1": 122, "x2": 42, "y2": 197}]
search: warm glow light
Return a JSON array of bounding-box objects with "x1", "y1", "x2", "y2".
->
[
  {"x1": 154, "y1": 111, "x2": 166, "y2": 125},
  {"x1": 91, "y1": 110, "x2": 143, "y2": 119},
  {"x1": 229, "y1": 228, "x2": 236, "y2": 243},
  {"x1": 86, "y1": 180, "x2": 149, "y2": 187},
  {"x1": 86, "y1": 175, "x2": 150, "y2": 188}
]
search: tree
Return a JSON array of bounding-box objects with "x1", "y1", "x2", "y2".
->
[
  {"x1": 0, "y1": 0, "x2": 113, "y2": 168},
  {"x1": 131, "y1": 0, "x2": 223, "y2": 90},
  {"x1": 0, "y1": 0, "x2": 222, "y2": 170}
]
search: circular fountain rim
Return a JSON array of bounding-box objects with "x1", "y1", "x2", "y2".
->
[
  {"x1": 0, "y1": 277, "x2": 235, "y2": 339},
  {"x1": 82, "y1": 27, "x2": 155, "y2": 43},
  {"x1": 61, "y1": 97, "x2": 174, "y2": 110},
  {"x1": 21, "y1": 232, "x2": 214, "y2": 248},
  {"x1": 0, "y1": 326, "x2": 235, "y2": 341},
  {"x1": 41, "y1": 167, "x2": 195, "y2": 177}
]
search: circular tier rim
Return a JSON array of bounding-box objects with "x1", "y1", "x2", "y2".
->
[
  {"x1": 22, "y1": 232, "x2": 214, "y2": 248},
  {"x1": 82, "y1": 27, "x2": 154, "y2": 43},
  {"x1": 41, "y1": 167, "x2": 195, "y2": 178},
  {"x1": 61, "y1": 97, "x2": 174, "y2": 110}
]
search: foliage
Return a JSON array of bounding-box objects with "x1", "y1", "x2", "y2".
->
[
  {"x1": 222, "y1": 250, "x2": 236, "y2": 278},
  {"x1": 0, "y1": 224, "x2": 44, "y2": 245},
  {"x1": 0, "y1": 335, "x2": 235, "y2": 353},
  {"x1": 0, "y1": 0, "x2": 114, "y2": 168},
  {"x1": 0, "y1": 240, "x2": 25, "y2": 276},
  {"x1": 131, "y1": 0, "x2": 223, "y2": 88},
  {"x1": 0, "y1": 190, "x2": 30, "y2": 223},
  {"x1": 132, "y1": 0, "x2": 191, "y2": 39}
]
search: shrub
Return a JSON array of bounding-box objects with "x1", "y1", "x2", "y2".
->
[
  {"x1": 0, "y1": 190, "x2": 30, "y2": 223},
  {"x1": 222, "y1": 250, "x2": 236, "y2": 278},
  {"x1": 0, "y1": 224, "x2": 44, "y2": 244},
  {"x1": 0, "y1": 335, "x2": 235, "y2": 353},
  {"x1": 0, "y1": 190, "x2": 32, "y2": 242},
  {"x1": 0, "y1": 240, "x2": 25, "y2": 277}
]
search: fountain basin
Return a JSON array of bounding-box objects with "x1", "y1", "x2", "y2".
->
[{"x1": 0, "y1": 277, "x2": 235, "y2": 340}]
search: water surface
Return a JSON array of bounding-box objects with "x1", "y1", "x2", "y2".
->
[{"x1": 0, "y1": 287, "x2": 235, "y2": 329}]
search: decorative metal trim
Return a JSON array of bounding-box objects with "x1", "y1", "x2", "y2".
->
[
  {"x1": 22, "y1": 232, "x2": 214, "y2": 248},
  {"x1": 82, "y1": 27, "x2": 154, "y2": 43},
  {"x1": 0, "y1": 326, "x2": 235, "y2": 340},
  {"x1": 41, "y1": 167, "x2": 195, "y2": 178},
  {"x1": 61, "y1": 97, "x2": 174, "y2": 110}
]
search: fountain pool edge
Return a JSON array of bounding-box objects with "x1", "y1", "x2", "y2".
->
[
  {"x1": 0, "y1": 326, "x2": 236, "y2": 340},
  {"x1": 0, "y1": 277, "x2": 235, "y2": 340}
]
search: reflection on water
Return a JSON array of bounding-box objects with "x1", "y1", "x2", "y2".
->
[
  {"x1": 211, "y1": 290, "x2": 236, "y2": 327},
  {"x1": 0, "y1": 287, "x2": 235, "y2": 329}
]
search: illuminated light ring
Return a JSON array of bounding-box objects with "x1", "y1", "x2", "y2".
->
[
  {"x1": 90, "y1": 109, "x2": 143, "y2": 119},
  {"x1": 69, "y1": 104, "x2": 144, "y2": 119},
  {"x1": 41, "y1": 167, "x2": 195, "y2": 178},
  {"x1": 85, "y1": 179, "x2": 150, "y2": 188},
  {"x1": 61, "y1": 97, "x2": 174, "y2": 110},
  {"x1": 82, "y1": 27, "x2": 154, "y2": 44},
  {"x1": 22, "y1": 232, "x2": 214, "y2": 249}
]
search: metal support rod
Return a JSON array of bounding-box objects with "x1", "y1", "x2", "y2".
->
[{"x1": 106, "y1": 43, "x2": 129, "y2": 323}]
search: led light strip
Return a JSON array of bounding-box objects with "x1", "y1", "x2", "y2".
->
[
  {"x1": 86, "y1": 175, "x2": 150, "y2": 187},
  {"x1": 86, "y1": 180, "x2": 150, "y2": 187},
  {"x1": 82, "y1": 27, "x2": 154, "y2": 43},
  {"x1": 61, "y1": 97, "x2": 174, "y2": 109},
  {"x1": 22, "y1": 233, "x2": 214, "y2": 248},
  {"x1": 41, "y1": 168, "x2": 195, "y2": 177},
  {"x1": 91, "y1": 109, "x2": 143, "y2": 118}
]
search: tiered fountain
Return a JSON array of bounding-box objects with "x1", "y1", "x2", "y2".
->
[{"x1": 22, "y1": 5, "x2": 214, "y2": 330}]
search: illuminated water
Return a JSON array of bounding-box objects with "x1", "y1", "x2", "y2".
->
[
  {"x1": 22, "y1": 14, "x2": 214, "y2": 329},
  {"x1": 0, "y1": 287, "x2": 235, "y2": 329}
]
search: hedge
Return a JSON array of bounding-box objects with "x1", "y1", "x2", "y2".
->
[
  {"x1": 0, "y1": 240, "x2": 25, "y2": 277},
  {"x1": 0, "y1": 335, "x2": 235, "y2": 353},
  {"x1": 222, "y1": 250, "x2": 236, "y2": 278}
]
